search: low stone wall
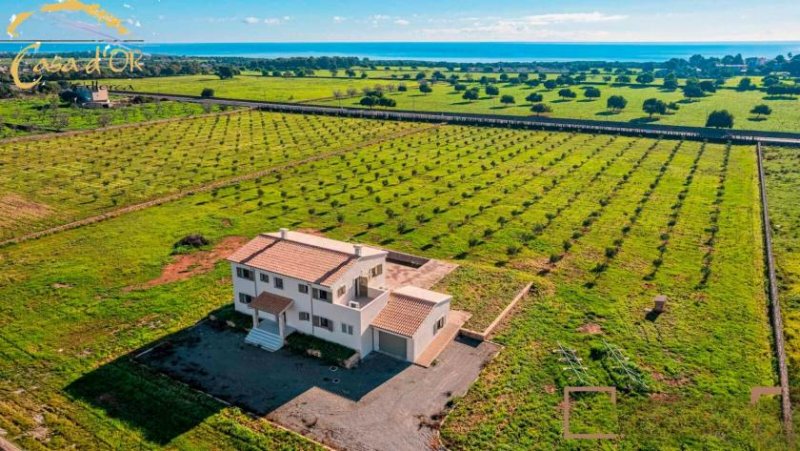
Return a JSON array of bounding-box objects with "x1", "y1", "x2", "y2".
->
[{"x1": 459, "y1": 282, "x2": 534, "y2": 341}]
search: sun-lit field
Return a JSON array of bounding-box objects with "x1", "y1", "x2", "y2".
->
[
  {"x1": 0, "y1": 110, "x2": 418, "y2": 240},
  {"x1": 764, "y1": 145, "x2": 800, "y2": 433},
  {"x1": 0, "y1": 110, "x2": 783, "y2": 448},
  {"x1": 0, "y1": 97, "x2": 227, "y2": 134},
  {"x1": 99, "y1": 74, "x2": 800, "y2": 132}
]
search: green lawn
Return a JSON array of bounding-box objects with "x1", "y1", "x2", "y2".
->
[
  {"x1": 98, "y1": 74, "x2": 800, "y2": 132},
  {"x1": 763, "y1": 145, "x2": 800, "y2": 433},
  {"x1": 0, "y1": 115, "x2": 784, "y2": 448}
]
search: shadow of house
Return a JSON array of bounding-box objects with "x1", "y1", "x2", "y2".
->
[
  {"x1": 64, "y1": 350, "x2": 225, "y2": 446},
  {"x1": 136, "y1": 319, "x2": 409, "y2": 415}
]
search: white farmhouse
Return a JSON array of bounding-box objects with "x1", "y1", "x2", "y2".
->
[{"x1": 226, "y1": 229, "x2": 451, "y2": 362}]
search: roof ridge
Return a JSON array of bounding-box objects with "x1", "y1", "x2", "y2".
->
[{"x1": 261, "y1": 232, "x2": 359, "y2": 258}]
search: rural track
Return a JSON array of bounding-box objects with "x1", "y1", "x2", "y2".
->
[
  {"x1": 0, "y1": 122, "x2": 441, "y2": 249},
  {"x1": 756, "y1": 141, "x2": 794, "y2": 440},
  {"x1": 111, "y1": 91, "x2": 800, "y2": 147}
]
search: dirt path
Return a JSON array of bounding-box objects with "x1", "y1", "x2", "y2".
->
[{"x1": 0, "y1": 123, "x2": 440, "y2": 249}]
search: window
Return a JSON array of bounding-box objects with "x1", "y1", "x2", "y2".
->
[
  {"x1": 238, "y1": 293, "x2": 253, "y2": 304},
  {"x1": 274, "y1": 277, "x2": 284, "y2": 289},
  {"x1": 312, "y1": 288, "x2": 331, "y2": 302},
  {"x1": 259, "y1": 273, "x2": 269, "y2": 283},
  {"x1": 337, "y1": 286, "x2": 346, "y2": 297},
  {"x1": 341, "y1": 323, "x2": 354, "y2": 335},
  {"x1": 313, "y1": 315, "x2": 333, "y2": 331},
  {"x1": 434, "y1": 316, "x2": 446, "y2": 334},
  {"x1": 298, "y1": 284, "x2": 309, "y2": 294},
  {"x1": 236, "y1": 267, "x2": 254, "y2": 280},
  {"x1": 299, "y1": 312, "x2": 310, "y2": 321},
  {"x1": 370, "y1": 264, "x2": 383, "y2": 277}
]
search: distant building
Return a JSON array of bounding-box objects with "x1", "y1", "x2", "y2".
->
[{"x1": 76, "y1": 81, "x2": 113, "y2": 108}]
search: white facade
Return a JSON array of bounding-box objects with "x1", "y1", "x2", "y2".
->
[{"x1": 228, "y1": 230, "x2": 451, "y2": 363}]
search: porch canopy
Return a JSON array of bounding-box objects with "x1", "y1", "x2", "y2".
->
[{"x1": 251, "y1": 291, "x2": 293, "y2": 315}]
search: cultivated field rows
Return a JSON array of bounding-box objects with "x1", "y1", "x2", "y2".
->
[
  {"x1": 0, "y1": 113, "x2": 783, "y2": 448},
  {"x1": 0, "y1": 110, "x2": 418, "y2": 240}
]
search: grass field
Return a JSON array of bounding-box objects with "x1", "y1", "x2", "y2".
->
[
  {"x1": 0, "y1": 111, "x2": 784, "y2": 448},
  {"x1": 0, "y1": 110, "x2": 418, "y2": 240},
  {"x1": 99, "y1": 74, "x2": 800, "y2": 132},
  {"x1": 0, "y1": 97, "x2": 227, "y2": 134},
  {"x1": 763, "y1": 145, "x2": 800, "y2": 433}
]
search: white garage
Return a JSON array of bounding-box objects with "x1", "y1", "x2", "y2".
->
[{"x1": 371, "y1": 286, "x2": 451, "y2": 363}]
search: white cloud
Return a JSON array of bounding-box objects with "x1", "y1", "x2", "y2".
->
[
  {"x1": 123, "y1": 3, "x2": 132, "y2": 9},
  {"x1": 394, "y1": 19, "x2": 410, "y2": 26},
  {"x1": 371, "y1": 14, "x2": 390, "y2": 20},
  {"x1": 520, "y1": 12, "x2": 628, "y2": 25},
  {"x1": 416, "y1": 12, "x2": 628, "y2": 40},
  {"x1": 244, "y1": 16, "x2": 288, "y2": 25},
  {"x1": 333, "y1": 16, "x2": 346, "y2": 23}
]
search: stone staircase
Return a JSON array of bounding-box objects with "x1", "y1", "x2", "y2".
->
[{"x1": 245, "y1": 327, "x2": 284, "y2": 351}]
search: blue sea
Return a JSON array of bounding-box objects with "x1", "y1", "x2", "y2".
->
[{"x1": 1, "y1": 41, "x2": 799, "y2": 63}]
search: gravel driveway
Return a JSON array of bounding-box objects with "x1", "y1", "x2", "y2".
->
[{"x1": 140, "y1": 323, "x2": 499, "y2": 451}]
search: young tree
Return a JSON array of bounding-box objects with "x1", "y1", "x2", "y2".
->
[
  {"x1": 606, "y1": 95, "x2": 628, "y2": 112},
  {"x1": 525, "y1": 92, "x2": 544, "y2": 103},
  {"x1": 543, "y1": 79, "x2": 558, "y2": 90},
  {"x1": 737, "y1": 77, "x2": 754, "y2": 91},
  {"x1": 683, "y1": 84, "x2": 705, "y2": 99},
  {"x1": 216, "y1": 66, "x2": 235, "y2": 79},
  {"x1": 500, "y1": 94, "x2": 515, "y2": 106},
  {"x1": 642, "y1": 98, "x2": 668, "y2": 118},
  {"x1": 419, "y1": 83, "x2": 433, "y2": 95},
  {"x1": 485, "y1": 85, "x2": 500, "y2": 96},
  {"x1": 531, "y1": 103, "x2": 552, "y2": 116},
  {"x1": 750, "y1": 104, "x2": 772, "y2": 119},
  {"x1": 584, "y1": 87, "x2": 602, "y2": 100},
  {"x1": 360, "y1": 96, "x2": 377, "y2": 108},
  {"x1": 462, "y1": 88, "x2": 479, "y2": 102},
  {"x1": 453, "y1": 83, "x2": 467, "y2": 92},
  {"x1": 200, "y1": 88, "x2": 215, "y2": 98},
  {"x1": 706, "y1": 110, "x2": 734, "y2": 128},
  {"x1": 636, "y1": 72, "x2": 655, "y2": 85},
  {"x1": 557, "y1": 88, "x2": 577, "y2": 100}
]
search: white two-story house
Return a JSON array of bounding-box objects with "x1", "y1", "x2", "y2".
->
[{"x1": 226, "y1": 229, "x2": 451, "y2": 363}]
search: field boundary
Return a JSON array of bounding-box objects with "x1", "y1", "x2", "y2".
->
[
  {"x1": 756, "y1": 141, "x2": 793, "y2": 438},
  {"x1": 460, "y1": 282, "x2": 534, "y2": 341},
  {"x1": 112, "y1": 91, "x2": 800, "y2": 146},
  {"x1": 0, "y1": 122, "x2": 440, "y2": 248}
]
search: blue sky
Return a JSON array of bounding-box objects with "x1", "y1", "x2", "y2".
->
[{"x1": 5, "y1": 0, "x2": 800, "y2": 43}]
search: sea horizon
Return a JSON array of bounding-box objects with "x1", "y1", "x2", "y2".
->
[{"x1": 2, "y1": 41, "x2": 799, "y2": 63}]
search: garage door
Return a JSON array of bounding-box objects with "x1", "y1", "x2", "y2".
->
[{"x1": 378, "y1": 330, "x2": 407, "y2": 360}]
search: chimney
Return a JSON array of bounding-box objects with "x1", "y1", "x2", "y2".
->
[
  {"x1": 279, "y1": 228, "x2": 289, "y2": 239},
  {"x1": 353, "y1": 244, "x2": 362, "y2": 257}
]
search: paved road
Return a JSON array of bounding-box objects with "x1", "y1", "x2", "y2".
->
[{"x1": 113, "y1": 90, "x2": 800, "y2": 147}]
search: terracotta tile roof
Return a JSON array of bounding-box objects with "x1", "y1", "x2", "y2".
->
[
  {"x1": 227, "y1": 234, "x2": 357, "y2": 286},
  {"x1": 371, "y1": 292, "x2": 436, "y2": 337},
  {"x1": 251, "y1": 291, "x2": 293, "y2": 315}
]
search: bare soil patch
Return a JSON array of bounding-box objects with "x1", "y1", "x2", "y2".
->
[
  {"x1": 577, "y1": 323, "x2": 604, "y2": 335},
  {"x1": 0, "y1": 194, "x2": 53, "y2": 227},
  {"x1": 130, "y1": 236, "x2": 247, "y2": 290}
]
